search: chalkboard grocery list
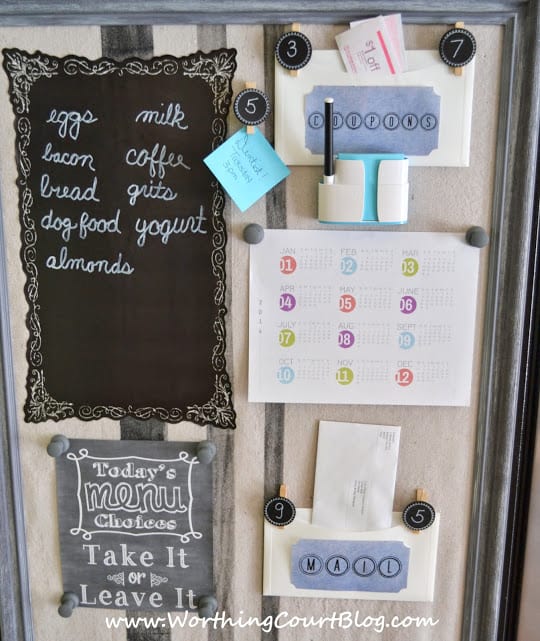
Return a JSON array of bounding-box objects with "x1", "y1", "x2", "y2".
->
[
  {"x1": 249, "y1": 230, "x2": 480, "y2": 406},
  {"x1": 2, "y1": 48, "x2": 237, "y2": 427},
  {"x1": 55, "y1": 439, "x2": 213, "y2": 612}
]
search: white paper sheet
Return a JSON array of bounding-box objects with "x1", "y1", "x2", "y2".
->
[
  {"x1": 263, "y1": 509, "x2": 440, "y2": 601},
  {"x1": 312, "y1": 421, "x2": 400, "y2": 531},
  {"x1": 248, "y1": 230, "x2": 480, "y2": 406},
  {"x1": 275, "y1": 50, "x2": 475, "y2": 166}
]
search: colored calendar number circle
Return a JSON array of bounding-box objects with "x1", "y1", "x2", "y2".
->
[
  {"x1": 399, "y1": 295, "x2": 417, "y2": 314},
  {"x1": 402, "y1": 500, "x2": 436, "y2": 531},
  {"x1": 338, "y1": 330, "x2": 355, "y2": 349},
  {"x1": 264, "y1": 496, "x2": 296, "y2": 527},
  {"x1": 353, "y1": 556, "x2": 376, "y2": 577},
  {"x1": 401, "y1": 257, "x2": 419, "y2": 277},
  {"x1": 340, "y1": 256, "x2": 357, "y2": 275},
  {"x1": 378, "y1": 556, "x2": 402, "y2": 578},
  {"x1": 275, "y1": 31, "x2": 313, "y2": 71},
  {"x1": 279, "y1": 293, "x2": 296, "y2": 312},
  {"x1": 336, "y1": 367, "x2": 354, "y2": 385},
  {"x1": 280, "y1": 255, "x2": 297, "y2": 274},
  {"x1": 439, "y1": 28, "x2": 477, "y2": 68},
  {"x1": 395, "y1": 367, "x2": 414, "y2": 386},
  {"x1": 279, "y1": 329, "x2": 296, "y2": 347},
  {"x1": 398, "y1": 331, "x2": 415, "y2": 350},
  {"x1": 299, "y1": 554, "x2": 323, "y2": 575},
  {"x1": 339, "y1": 294, "x2": 356, "y2": 313},
  {"x1": 277, "y1": 366, "x2": 295, "y2": 384},
  {"x1": 233, "y1": 88, "x2": 271, "y2": 126}
]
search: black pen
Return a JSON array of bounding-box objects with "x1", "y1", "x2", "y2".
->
[{"x1": 323, "y1": 97, "x2": 335, "y2": 184}]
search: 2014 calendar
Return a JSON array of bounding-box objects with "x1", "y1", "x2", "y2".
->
[{"x1": 248, "y1": 230, "x2": 480, "y2": 406}]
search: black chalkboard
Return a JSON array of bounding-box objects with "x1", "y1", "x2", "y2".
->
[
  {"x1": 55, "y1": 439, "x2": 213, "y2": 612},
  {"x1": 2, "y1": 48, "x2": 237, "y2": 428}
]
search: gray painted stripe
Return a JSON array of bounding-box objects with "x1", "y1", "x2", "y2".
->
[
  {"x1": 196, "y1": 22, "x2": 237, "y2": 641},
  {"x1": 261, "y1": 23, "x2": 287, "y2": 641},
  {"x1": 101, "y1": 25, "x2": 154, "y2": 60},
  {"x1": 101, "y1": 23, "x2": 169, "y2": 641}
]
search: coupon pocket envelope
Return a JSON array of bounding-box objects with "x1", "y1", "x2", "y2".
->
[
  {"x1": 275, "y1": 49, "x2": 475, "y2": 166},
  {"x1": 312, "y1": 421, "x2": 400, "y2": 531}
]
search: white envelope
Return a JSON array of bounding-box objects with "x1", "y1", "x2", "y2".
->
[
  {"x1": 312, "y1": 421, "x2": 400, "y2": 531},
  {"x1": 263, "y1": 509, "x2": 440, "y2": 601},
  {"x1": 275, "y1": 49, "x2": 475, "y2": 166}
]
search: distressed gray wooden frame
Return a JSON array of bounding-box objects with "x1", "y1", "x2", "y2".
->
[{"x1": 0, "y1": 2, "x2": 537, "y2": 641}]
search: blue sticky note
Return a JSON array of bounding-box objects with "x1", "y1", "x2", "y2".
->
[
  {"x1": 291, "y1": 539, "x2": 409, "y2": 592},
  {"x1": 204, "y1": 127, "x2": 290, "y2": 212}
]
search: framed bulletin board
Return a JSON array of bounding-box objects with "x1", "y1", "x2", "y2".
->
[{"x1": 0, "y1": 3, "x2": 538, "y2": 641}]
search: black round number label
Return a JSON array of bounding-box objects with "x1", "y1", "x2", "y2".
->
[
  {"x1": 275, "y1": 32, "x2": 312, "y2": 71},
  {"x1": 439, "y1": 28, "x2": 477, "y2": 67},
  {"x1": 264, "y1": 496, "x2": 296, "y2": 527},
  {"x1": 402, "y1": 500, "x2": 436, "y2": 531},
  {"x1": 233, "y1": 88, "x2": 271, "y2": 126}
]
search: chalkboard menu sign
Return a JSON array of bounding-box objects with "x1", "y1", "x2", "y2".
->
[
  {"x1": 2, "y1": 48, "x2": 237, "y2": 428},
  {"x1": 55, "y1": 439, "x2": 214, "y2": 612}
]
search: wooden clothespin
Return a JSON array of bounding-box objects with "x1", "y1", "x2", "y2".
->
[
  {"x1": 413, "y1": 488, "x2": 429, "y2": 535},
  {"x1": 402, "y1": 487, "x2": 436, "y2": 533},
  {"x1": 244, "y1": 81, "x2": 256, "y2": 134},
  {"x1": 289, "y1": 24, "x2": 301, "y2": 77},
  {"x1": 453, "y1": 22, "x2": 465, "y2": 76},
  {"x1": 263, "y1": 483, "x2": 297, "y2": 528},
  {"x1": 278, "y1": 484, "x2": 288, "y2": 528}
]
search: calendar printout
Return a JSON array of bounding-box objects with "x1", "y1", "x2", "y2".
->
[{"x1": 249, "y1": 230, "x2": 480, "y2": 406}]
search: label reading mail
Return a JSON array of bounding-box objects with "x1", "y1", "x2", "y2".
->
[{"x1": 291, "y1": 539, "x2": 409, "y2": 592}]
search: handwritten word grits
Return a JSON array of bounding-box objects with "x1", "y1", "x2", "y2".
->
[
  {"x1": 125, "y1": 143, "x2": 190, "y2": 179},
  {"x1": 135, "y1": 206, "x2": 207, "y2": 247},
  {"x1": 135, "y1": 102, "x2": 189, "y2": 130},
  {"x1": 42, "y1": 142, "x2": 96, "y2": 171},
  {"x1": 46, "y1": 108, "x2": 98, "y2": 141},
  {"x1": 127, "y1": 181, "x2": 178, "y2": 206},
  {"x1": 41, "y1": 209, "x2": 121, "y2": 242}
]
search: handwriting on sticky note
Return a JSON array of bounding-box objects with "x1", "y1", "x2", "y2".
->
[{"x1": 204, "y1": 127, "x2": 290, "y2": 212}]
